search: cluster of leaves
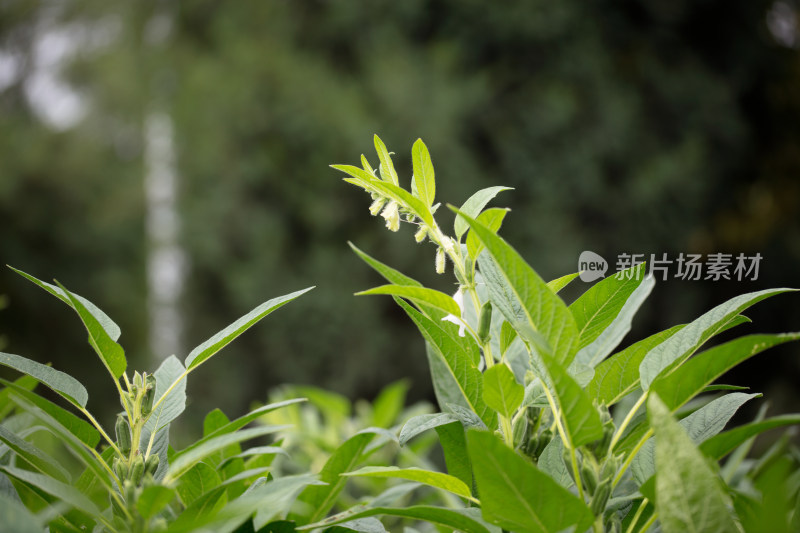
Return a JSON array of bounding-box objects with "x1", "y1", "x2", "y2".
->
[
  {"x1": 0, "y1": 267, "x2": 324, "y2": 532},
  {"x1": 329, "y1": 136, "x2": 800, "y2": 532}
]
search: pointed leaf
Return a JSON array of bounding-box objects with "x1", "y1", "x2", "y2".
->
[
  {"x1": 649, "y1": 394, "x2": 739, "y2": 533},
  {"x1": 571, "y1": 268, "x2": 655, "y2": 368},
  {"x1": 396, "y1": 299, "x2": 494, "y2": 427},
  {"x1": 399, "y1": 413, "x2": 460, "y2": 445},
  {"x1": 344, "y1": 466, "x2": 472, "y2": 499},
  {"x1": 374, "y1": 134, "x2": 399, "y2": 186},
  {"x1": 166, "y1": 425, "x2": 288, "y2": 481},
  {"x1": 1, "y1": 465, "x2": 100, "y2": 517},
  {"x1": 57, "y1": 281, "x2": 126, "y2": 379},
  {"x1": 631, "y1": 392, "x2": 759, "y2": 485},
  {"x1": 640, "y1": 288, "x2": 795, "y2": 389},
  {"x1": 9, "y1": 266, "x2": 121, "y2": 341},
  {"x1": 177, "y1": 462, "x2": 222, "y2": 506},
  {"x1": 0, "y1": 425, "x2": 71, "y2": 483},
  {"x1": 541, "y1": 354, "x2": 603, "y2": 447},
  {"x1": 185, "y1": 287, "x2": 314, "y2": 371},
  {"x1": 467, "y1": 429, "x2": 593, "y2": 533},
  {"x1": 454, "y1": 208, "x2": 579, "y2": 368},
  {"x1": 454, "y1": 186, "x2": 512, "y2": 239},
  {"x1": 331, "y1": 164, "x2": 378, "y2": 190},
  {"x1": 0, "y1": 378, "x2": 99, "y2": 447},
  {"x1": 348, "y1": 242, "x2": 423, "y2": 287},
  {"x1": 141, "y1": 355, "x2": 187, "y2": 446},
  {"x1": 357, "y1": 285, "x2": 460, "y2": 317},
  {"x1": 650, "y1": 333, "x2": 800, "y2": 412},
  {"x1": 411, "y1": 138, "x2": 435, "y2": 207},
  {"x1": 369, "y1": 180, "x2": 434, "y2": 226},
  {"x1": 466, "y1": 208, "x2": 509, "y2": 261},
  {"x1": 482, "y1": 364, "x2": 523, "y2": 418},
  {"x1": 586, "y1": 325, "x2": 684, "y2": 406},
  {"x1": 537, "y1": 435, "x2": 573, "y2": 489},
  {"x1": 301, "y1": 431, "x2": 376, "y2": 523},
  {"x1": 300, "y1": 506, "x2": 493, "y2": 533},
  {"x1": 435, "y1": 421, "x2": 473, "y2": 491},
  {"x1": 0, "y1": 352, "x2": 88, "y2": 408},
  {"x1": 546, "y1": 272, "x2": 580, "y2": 294},
  {"x1": 700, "y1": 414, "x2": 800, "y2": 460}
]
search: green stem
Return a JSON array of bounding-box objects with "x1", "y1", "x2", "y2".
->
[
  {"x1": 608, "y1": 391, "x2": 648, "y2": 455},
  {"x1": 500, "y1": 414, "x2": 514, "y2": 447},
  {"x1": 637, "y1": 513, "x2": 657, "y2": 533},
  {"x1": 78, "y1": 407, "x2": 122, "y2": 457},
  {"x1": 542, "y1": 386, "x2": 585, "y2": 501},
  {"x1": 612, "y1": 429, "x2": 653, "y2": 490},
  {"x1": 625, "y1": 498, "x2": 649, "y2": 533}
]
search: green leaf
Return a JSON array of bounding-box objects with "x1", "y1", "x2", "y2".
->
[
  {"x1": 540, "y1": 354, "x2": 604, "y2": 447},
  {"x1": 138, "y1": 485, "x2": 175, "y2": 519},
  {"x1": 0, "y1": 425, "x2": 71, "y2": 483},
  {"x1": 56, "y1": 281, "x2": 126, "y2": 379},
  {"x1": 466, "y1": 208, "x2": 509, "y2": 261},
  {"x1": 9, "y1": 266, "x2": 121, "y2": 342},
  {"x1": 374, "y1": 134, "x2": 399, "y2": 186},
  {"x1": 546, "y1": 272, "x2": 580, "y2": 294},
  {"x1": 141, "y1": 355, "x2": 187, "y2": 450},
  {"x1": 467, "y1": 430, "x2": 593, "y2": 533},
  {"x1": 177, "y1": 462, "x2": 222, "y2": 506},
  {"x1": 499, "y1": 321, "x2": 518, "y2": 355},
  {"x1": 356, "y1": 285, "x2": 460, "y2": 317},
  {"x1": 640, "y1": 288, "x2": 795, "y2": 389},
  {"x1": 371, "y1": 380, "x2": 409, "y2": 429},
  {"x1": 0, "y1": 378, "x2": 99, "y2": 448},
  {"x1": 650, "y1": 333, "x2": 800, "y2": 412},
  {"x1": 300, "y1": 432, "x2": 376, "y2": 523},
  {"x1": 181, "y1": 399, "x2": 304, "y2": 456},
  {"x1": 435, "y1": 421, "x2": 473, "y2": 491},
  {"x1": 330, "y1": 517, "x2": 387, "y2": 532},
  {"x1": 344, "y1": 466, "x2": 472, "y2": 499},
  {"x1": 369, "y1": 180, "x2": 434, "y2": 227},
  {"x1": 396, "y1": 299, "x2": 494, "y2": 427},
  {"x1": 8, "y1": 396, "x2": 114, "y2": 492},
  {"x1": 585, "y1": 325, "x2": 684, "y2": 406},
  {"x1": 299, "y1": 506, "x2": 493, "y2": 533},
  {"x1": 482, "y1": 364, "x2": 523, "y2": 418},
  {"x1": 0, "y1": 493, "x2": 44, "y2": 533},
  {"x1": 537, "y1": 435, "x2": 573, "y2": 489},
  {"x1": 331, "y1": 164, "x2": 379, "y2": 190},
  {"x1": 411, "y1": 138, "x2": 435, "y2": 207},
  {"x1": 166, "y1": 426, "x2": 288, "y2": 481},
  {"x1": 631, "y1": 392, "x2": 759, "y2": 485},
  {"x1": 570, "y1": 264, "x2": 654, "y2": 368},
  {"x1": 348, "y1": 242, "x2": 422, "y2": 287},
  {"x1": 1, "y1": 465, "x2": 100, "y2": 517},
  {"x1": 0, "y1": 352, "x2": 88, "y2": 408},
  {"x1": 398, "y1": 413, "x2": 460, "y2": 445},
  {"x1": 700, "y1": 414, "x2": 800, "y2": 460},
  {"x1": 454, "y1": 186, "x2": 512, "y2": 239},
  {"x1": 185, "y1": 287, "x2": 314, "y2": 371},
  {"x1": 0, "y1": 374, "x2": 37, "y2": 420},
  {"x1": 648, "y1": 393, "x2": 739, "y2": 533},
  {"x1": 454, "y1": 208, "x2": 579, "y2": 368}
]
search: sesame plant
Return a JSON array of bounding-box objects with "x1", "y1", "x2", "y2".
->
[
  {"x1": 0, "y1": 267, "x2": 320, "y2": 532},
  {"x1": 319, "y1": 135, "x2": 800, "y2": 533}
]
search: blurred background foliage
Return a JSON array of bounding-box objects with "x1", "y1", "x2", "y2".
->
[{"x1": 1, "y1": 0, "x2": 799, "y2": 443}]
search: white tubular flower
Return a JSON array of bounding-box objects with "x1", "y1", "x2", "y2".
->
[
  {"x1": 441, "y1": 288, "x2": 467, "y2": 337},
  {"x1": 381, "y1": 201, "x2": 400, "y2": 232}
]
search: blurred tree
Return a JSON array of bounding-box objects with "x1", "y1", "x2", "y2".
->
[{"x1": 1, "y1": 0, "x2": 798, "y2": 435}]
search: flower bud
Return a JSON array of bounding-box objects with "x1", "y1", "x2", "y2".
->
[
  {"x1": 130, "y1": 454, "x2": 145, "y2": 486},
  {"x1": 145, "y1": 453, "x2": 160, "y2": 476},
  {"x1": 141, "y1": 375, "x2": 156, "y2": 416},
  {"x1": 115, "y1": 414, "x2": 132, "y2": 456},
  {"x1": 590, "y1": 481, "x2": 611, "y2": 516},
  {"x1": 133, "y1": 371, "x2": 143, "y2": 391},
  {"x1": 581, "y1": 461, "x2": 599, "y2": 495},
  {"x1": 369, "y1": 197, "x2": 386, "y2": 216},
  {"x1": 435, "y1": 247, "x2": 446, "y2": 274},
  {"x1": 477, "y1": 301, "x2": 493, "y2": 344},
  {"x1": 414, "y1": 225, "x2": 428, "y2": 243},
  {"x1": 113, "y1": 457, "x2": 128, "y2": 481}
]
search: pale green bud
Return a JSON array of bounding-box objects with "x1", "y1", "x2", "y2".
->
[
  {"x1": 369, "y1": 197, "x2": 386, "y2": 216},
  {"x1": 414, "y1": 225, "x2": 428, "y2": 243},
  {"x1": 435, "y1": 247, "x2": 446, "y2": 274}
]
